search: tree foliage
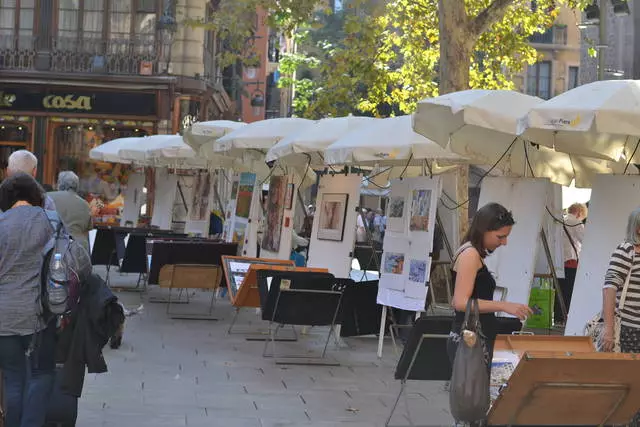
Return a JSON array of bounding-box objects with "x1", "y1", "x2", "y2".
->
[
  {"x1": 191, "y1": 0, "x2": 594, "y2": 117},
  {"x1": 277, "y1": 0, "x2": 592, "y2": 118}
]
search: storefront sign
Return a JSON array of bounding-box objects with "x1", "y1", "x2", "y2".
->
[{"x1": 0, "y1": 87, "x2": 157, "y2": 117}]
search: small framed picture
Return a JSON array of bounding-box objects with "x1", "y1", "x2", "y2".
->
[
  {"x1": 317, "y1": 193, "x2": 349, "y2": 241},
  {"x1": 285, "y1": 183, "x2": 294, "y2": 210}
]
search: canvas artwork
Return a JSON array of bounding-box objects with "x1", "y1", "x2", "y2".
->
[
  {"x1": 317, "y1": 193, "x2": 349, "y2": 241},
  {"x1": 408, "y1": 259, "x2": 427, "y2": 283},
  {"x1": 383, "y1": 252, "x2": 405, "y2": 275},
  {"x1": 234, "y1": 172, "x2": 256, "y2": 219},
  {"x1": 410, "y1": 189, "x2": 432, "y2": 231},
  {"x1": 189, "y1": 172, "x2": 212, "y2": 221},
  {"x1": 232, "y1": 222, "x2": 247, "y2": 253},
  {"x1": 389, "y1": 197, "x2": 405, "y2": 218},
  {"x1": 262, "y1": 175, "x2": 287, "y2": 252}
]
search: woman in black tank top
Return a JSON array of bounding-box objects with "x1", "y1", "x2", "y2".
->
[{"x1": 447, "y1": 203, "x2": 533, "y2": 382}]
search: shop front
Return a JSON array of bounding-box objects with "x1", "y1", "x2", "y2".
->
[{"x1": 0, "y1": 84, "x2": 162, "y2": 225}]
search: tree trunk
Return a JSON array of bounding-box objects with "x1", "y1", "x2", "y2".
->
[
  {"x1": 438, "y1": 0, "x2": 473, "y2": 95},
  {"x1": 439, "y1": 0, "x2": 473, "y2": 238}
]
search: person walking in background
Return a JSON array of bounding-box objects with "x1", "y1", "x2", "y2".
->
[
  {"x1": 0, "y1": 173, "x2": 59, "y2": 427},
  {"x1": 6, "y1": 150, "x2": 56, "y2": 211},
  {"x1": 47, "y1": 171, "x2": 93, "y2": 254},
  {"x1": 555, "y1": 202, "x2": 587, "y2": 325}
]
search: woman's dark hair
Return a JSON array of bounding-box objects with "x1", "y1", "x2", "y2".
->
[
  {"x1": 463, "y1": 202, "x2": 515, "y2": 257},
  {"x1": 0, "y1": 172, "x2": 45, "y2": 211}
]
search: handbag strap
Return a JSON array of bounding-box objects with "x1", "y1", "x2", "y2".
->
[
  {"x1": 462, "y1": 298, "x2": 480, "y2": 330},
  {"x1": 620, "y1": 248, "x2": 636, "y2": 311}
]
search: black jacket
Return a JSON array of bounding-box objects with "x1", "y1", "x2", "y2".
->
[{"x1": 57, "y1": 273, "x2": 124, "y2": 397}]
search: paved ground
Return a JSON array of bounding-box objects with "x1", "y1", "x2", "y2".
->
[{"x1": 76, "y1": 268, "x2": 454, "y2": 427}]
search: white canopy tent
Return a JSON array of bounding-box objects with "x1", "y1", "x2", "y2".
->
[
  {"x1": 266, "y1": 116, "x2": 377, "y2": 167},
  {"x1": 522, "y1": 80, "x2": 640, "y2": 164}
]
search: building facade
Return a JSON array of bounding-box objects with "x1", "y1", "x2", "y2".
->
[
  {"x1": 512, "y1": 6, "x2": 582, "y2": 99},
  {"x1": 579, "y1": 0, "x2": 635, "y2": 84},
  {"x1": 0, "y1": 0, "x2": 232, "y2": 186}
]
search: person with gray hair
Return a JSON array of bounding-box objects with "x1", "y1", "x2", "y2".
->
[
  {"x1": 47, "y1": 171, "x2": 92, "y2": 252},
  {"x1": 602, "y1": 208, "x2": 640, "y2": 353},
  {"x1": 6, "y1": 149, "x2": 56, "y2": 211}
]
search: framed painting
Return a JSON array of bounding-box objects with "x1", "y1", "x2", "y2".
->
[{"x1": 317, "y1": 193, "x2": 349, "y2": 241}]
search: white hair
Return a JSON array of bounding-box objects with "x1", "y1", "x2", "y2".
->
[
  {"x1": 7, "y1": 150, "x2": 38, "y2": 176},
  {"x1": 58, "y1": 171, "x2": 80, "y2": 192}
]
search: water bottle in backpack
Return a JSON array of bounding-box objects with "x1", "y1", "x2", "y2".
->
[{"x1": 48, "y1": 253, "x2": 68, "y2": 314}]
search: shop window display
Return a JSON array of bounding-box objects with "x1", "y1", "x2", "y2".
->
[
  {"x1": 53, "y1": 123, "x2": 149, "y2": 226},
  {"x1": 0, "y1": 120, "x2": 31, "y2": 181}
]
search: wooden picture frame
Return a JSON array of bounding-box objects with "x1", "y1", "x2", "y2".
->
[{"x1": 317, "y1": 193, "x2": 349, "y2": 242}]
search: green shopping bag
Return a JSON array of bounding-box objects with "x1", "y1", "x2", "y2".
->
[{"x1": 526, "y1": 285, "x2": 555, "y2": 329}]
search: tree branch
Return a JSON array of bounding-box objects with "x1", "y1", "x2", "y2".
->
[{"x1": 469, "y1": 0, "x2": 515, "y2": 38}]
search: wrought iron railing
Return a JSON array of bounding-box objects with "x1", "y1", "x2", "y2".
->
[
  {"x1": 0, "y1": 35, "x2": 171, "y2": 75},
  {"x1": 0, "y1": 36, "x2": 37, "y2": 70}
]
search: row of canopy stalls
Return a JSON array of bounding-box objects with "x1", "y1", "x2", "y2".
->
[{"x1": 88, "y1": 132, "x2": 269, "y2": 235}]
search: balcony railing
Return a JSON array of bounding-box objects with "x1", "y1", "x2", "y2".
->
[
  {"x1": 0, "y1": 35, "x2": 171, "y2": 76},
  {"x1": 528, "y1": 25, "x2": 568, "y2": 45}
]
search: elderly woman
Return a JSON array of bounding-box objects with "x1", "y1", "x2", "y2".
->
[
  {"x1": 0, "y1": 172, "x2": 58, "y2": 427},
  {"x1": 602, "y1": 208, "x2": 640, "y2": 353},
  {"x1": 47, "y1": 171, "x2": 92, "y2": 253}
]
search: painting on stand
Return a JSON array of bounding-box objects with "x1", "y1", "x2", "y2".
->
[{"x1": 261, "y1": 175, "x2": 287, "y2": 252}]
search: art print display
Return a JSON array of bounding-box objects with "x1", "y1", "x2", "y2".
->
[
  {"x1": 261, "y1": 175, "x2": 287, "y2": 252},
  {"x1": 234, "y1": 173, "x2": 256, "y2": 219},
  {"x1": 230, "y1": 180, "x2": 239, "y2": 200},
  {"x1": 410, "y1": 189, "x2": 431, "y2": 231},
  {"x1": 317, "y1": 193, "x2": 349, "y2": 241},
  {"x1": 189, "y1": 172, "x2": 211, "y2": 221},
  {"x1": 383, "y1": 252, "x2": 405, "y2": 275},
  {"x1": 232, "y1": 221, "x2": 247, "y2": 253},
  {"x1": 408, "y1": 259, "x2": 427, "y2": 283},
  {"x1": 388, "y1": 197, "x2": 405, "y2": 218}
]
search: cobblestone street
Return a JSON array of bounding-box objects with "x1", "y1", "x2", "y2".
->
[{"x1": 76, "y1": 269, "x2": 453, "y2": 427}]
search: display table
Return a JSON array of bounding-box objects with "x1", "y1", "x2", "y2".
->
[{"x1": 147, "y1": 240, "x2": 238, "y2": 285}]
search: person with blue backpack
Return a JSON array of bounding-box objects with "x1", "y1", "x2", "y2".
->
[{"x1": 0, "y1": 172, "x2": 63, "y2": 427}]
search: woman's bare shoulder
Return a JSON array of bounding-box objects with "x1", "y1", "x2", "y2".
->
[{"x1": 454, "y1": 244, "x2": 482, "y2": 270}]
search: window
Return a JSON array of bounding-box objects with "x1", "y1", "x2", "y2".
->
[
  {"x1": 0, "y1": 0, "x2": 16, "y2": 39},
  {"x1": 526, "y1": 61, "x2": 552, "y2": 99},
  {"x1": 110, "y1": 0, "x2": 132, "y2": 40},
  {"x1": 568, "y1": 66, "x2": 579, "y2": 90},
  {"x1": 0, "y1": 0, "x2": 34, "y2": 47},
  {"x1": 84, "y1": 0, "x2": 104, "y2": 40}
]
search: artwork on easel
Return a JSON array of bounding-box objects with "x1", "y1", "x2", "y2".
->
[
  {"x1": 410, "y1": 189, "x2": 432, "y2": 232},
  {"x1": 262, "y1": 175, "x2": 287, "y2": 252},
  {"x1": 234, "y1": 173, "x2": 256, "y2": 219},
  {"x1": 317, "y1": 193, "x2": 349, "y2": 241}
]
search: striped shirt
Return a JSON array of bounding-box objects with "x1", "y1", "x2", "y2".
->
[{"x1": 604, "y1": 241, "x2": 640, "y2": 328}]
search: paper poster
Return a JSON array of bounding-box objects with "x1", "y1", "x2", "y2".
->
[
  {"x1": 376, "y1": 176, "x2": 442, "y2": 310},
  {"x1": 235, "y1": 173, "x2": 256, "y2": 219},
  {"x1": 189, "y1": 172, "x2": 211, "y2": 221},
  {"x1": 232, "y1": 220, "x2": 247, "y2": 253},
  {"x1": 379, "y1": 236, "x2": 410, "y2": 291},
  {"x1": 262, "y1": 175, "x2": 287, "y2": 252},
  {"x1": 410, "y1": 189, "x2": 432, "y2": 232},
  {"x1": 386, "y1": 180, "x2": 410, "y2": 233}
]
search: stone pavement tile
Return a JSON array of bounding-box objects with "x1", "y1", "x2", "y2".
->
[
  {"x1": 195, "y1": 392, "x2": 256, "y2": 410},
  {"x1": 186, "y1": 414, "x2": 261, "y2": 427}
]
